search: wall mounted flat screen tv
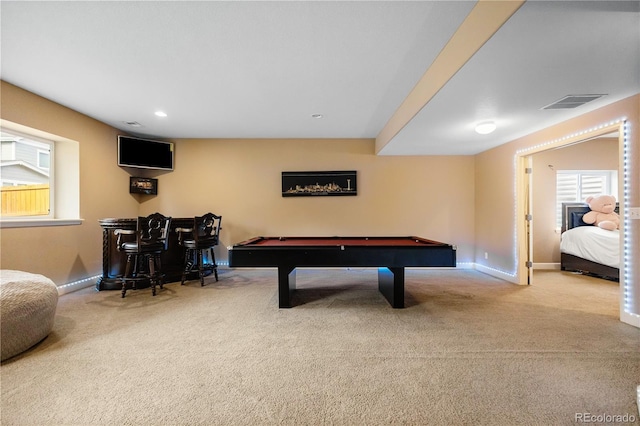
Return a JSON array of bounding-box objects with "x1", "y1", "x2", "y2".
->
[{"x1": 118, "y1": 135, "x2": 174, "y2": 170}]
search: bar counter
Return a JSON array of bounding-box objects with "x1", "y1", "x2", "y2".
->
[{"x1": 96, "y1": 217, "x2": 197, "y2": 290}]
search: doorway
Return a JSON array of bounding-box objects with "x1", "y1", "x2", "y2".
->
[{"x1": 517, "y1": 121, "x2": 625, "y2": 314}]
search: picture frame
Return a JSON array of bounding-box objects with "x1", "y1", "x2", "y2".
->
[
  {"x1": 129, "y1": 177, "x2": 158, "y2": 195},
  {"x1": 282, "y1": 171, "x2": 357, "y2": 197}
]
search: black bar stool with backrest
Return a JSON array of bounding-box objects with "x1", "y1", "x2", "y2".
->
[
  {"x1": 115, "y1": 212, "x2": 172, "y2": 297},
  {"x1": 176, "y1": 212, "x2": 222, "y2": 286}
]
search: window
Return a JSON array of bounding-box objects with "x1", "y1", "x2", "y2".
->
[
  {"x1": 37, "y1": 149, "x2": 51, "y2": 170},
  {"x1": 556, "y1": 170, "x2": 618, "y2": 228},
  {"x1": 0, "y1": 130, "x2": 53, "y2": 218},
  {"x1": 1, "y1": 140, "x2": 15, "y2": 161},
  {"x1": 0, "y1": 121, "x2": 80, "y2": 228}
]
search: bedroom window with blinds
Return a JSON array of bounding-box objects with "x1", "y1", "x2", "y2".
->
[{"x1": 556, "y1": 170, "x2": 617, "y2": 229}]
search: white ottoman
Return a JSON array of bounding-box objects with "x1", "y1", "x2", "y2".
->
[{"x1": 1, "y1": 270, "x2": 58, "y2": 361}]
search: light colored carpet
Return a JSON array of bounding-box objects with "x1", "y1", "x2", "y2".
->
[{"x1": 1, "y1": 268, "x2": 638, "y2": 425}]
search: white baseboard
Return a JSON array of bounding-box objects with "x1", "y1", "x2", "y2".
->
[
  {"x1": 621, "y1": 311, "x2": 640, "y2": 328},
  {"x1": 533, "y1": 263, "x2": 561, "y2": 270}
]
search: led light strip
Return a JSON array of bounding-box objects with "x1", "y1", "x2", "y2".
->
[
  {"x1": 57, "y1": 263, "x2": 233, "y2": 295},
  {"x1": 57, "y1": 275, "x2": 101, "y2": 295},
  {"x1": 516, "y1": 119, "x2": 625, "y2": 154},
  {"x1": 57, "y1": 275, "x2": 100, "y2": 290},
  {"x1": 511, "y1": 118, "x2": 631, "y2": 295},
  {"x1": 620, "y1": 120, "x2": 636, "y2": 316}
]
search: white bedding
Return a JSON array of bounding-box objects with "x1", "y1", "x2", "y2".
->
[{"x1": 560, "y1": 226, "x2": 620, "y2": 268}]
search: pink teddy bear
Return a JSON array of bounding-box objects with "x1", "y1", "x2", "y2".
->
[{"x1": 582, "y1": 195, "x2": 619, "y2": 231}]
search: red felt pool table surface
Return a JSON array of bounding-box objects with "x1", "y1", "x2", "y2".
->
[{"x1": 236, "y1": 236, "x2": 448, "y2": 247}]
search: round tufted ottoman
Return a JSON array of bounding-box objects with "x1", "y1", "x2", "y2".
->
[{"x1": 1, "y1": 270, "x2": 58, "y2": 361}]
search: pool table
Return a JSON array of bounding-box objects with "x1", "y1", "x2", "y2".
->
[{"x1": 228, "y1": 236, "x2": 456, "y2": 308}]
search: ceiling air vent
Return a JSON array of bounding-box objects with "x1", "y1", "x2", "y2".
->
[
  {"x1": 541, "y1": 94, "x2": 606, "y2": 110},
  {"x1": 124, "y1": 121, "x2": 142, "y2": 127}
]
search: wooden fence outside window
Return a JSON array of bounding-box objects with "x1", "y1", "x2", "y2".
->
[{"x1": 1, "y1": 184, "x2": 50, "y2": 216}]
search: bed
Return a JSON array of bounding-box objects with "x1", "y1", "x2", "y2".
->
[{"x1": 560, "y1": 202, "x2": 620, "y2": 280}]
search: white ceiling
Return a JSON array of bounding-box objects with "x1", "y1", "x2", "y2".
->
[{"x1": 1, "y1": 1, "x2": 639, "y2": 155}]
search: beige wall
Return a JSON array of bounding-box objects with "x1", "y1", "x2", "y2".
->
[
  {"x1": 136, "y1": 138, "x2": 476, "y2": 263},
  {"x1": 0, "y1": 81, "x2": 475, "y2": 287},
  {"x1": 1, "y1": 81, "x2": 139, "y2": 285},
  {"x1": 531, "y1": 138, "x2": 619, "y2": 264},
  {"x1": 2, "y1": 81, "x2": 638, "y2": 322},
  {"x1": 475, "y1": 93, "x2": 639, "y2": 320}
]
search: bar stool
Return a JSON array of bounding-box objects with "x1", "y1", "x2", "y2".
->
[
  {"x1": 176, "y1": 212, "x2": 222, "y2": 286},
  {"x1": 115, "y1": 212, "x2": 172, "y2": 297}
]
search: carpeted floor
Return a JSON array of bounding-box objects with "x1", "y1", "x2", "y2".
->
[{"x1": 1, "y1": 268, "x2": 639, "y2": 425}]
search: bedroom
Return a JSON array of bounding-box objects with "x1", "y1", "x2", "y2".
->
[{"x1": 531, "y1": 134, "x2": 620, "y2": 276}]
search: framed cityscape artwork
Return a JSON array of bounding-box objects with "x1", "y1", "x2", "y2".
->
[{"x1": 282, "y1": 171, "x2": 357, "y2": 197}]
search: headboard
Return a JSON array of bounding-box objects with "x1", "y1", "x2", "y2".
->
[{"x1": 561, "y1": 202, "x2": 620, "y2": 233}]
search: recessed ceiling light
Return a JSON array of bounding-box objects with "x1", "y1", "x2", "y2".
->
[
  {"x1": 311, "y1": 114, "x2": 324, "y2": 119},
  {"x1": 475, "y1": 121, "x2": 497, "y2": 135},
  {"x1": 155, "y1": 111, "x2": 167, "y2": 117}
]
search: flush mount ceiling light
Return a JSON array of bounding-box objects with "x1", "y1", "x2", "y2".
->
[
  {"x1": 155, "y1": 111, "x2": 168, "y2": 117},
  {"x1": 475, "y1": 121, "x2": 497, "y2": 135}
]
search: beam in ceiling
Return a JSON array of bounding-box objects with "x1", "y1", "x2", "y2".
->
[{"x1": 375, "y1": 0, "x2": 525, "y2": 154}]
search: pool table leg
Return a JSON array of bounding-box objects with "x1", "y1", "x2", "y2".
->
[
  {"x1": 378, "y1": 267, "x2": 404, "y2": 308},
  {"x1": 278, "y1": 266, "x2": 296, "y2": 308}
]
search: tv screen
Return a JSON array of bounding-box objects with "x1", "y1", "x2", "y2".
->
[{"x1": 118, "y1": 135, "x2": 174, "y2": 170}]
